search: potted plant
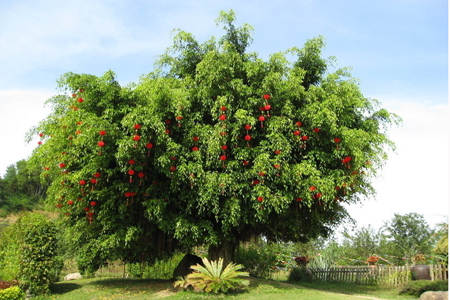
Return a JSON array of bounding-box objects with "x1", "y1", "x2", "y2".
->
[
  {"x1": 410, "y1": 254, "x2": 431, "y2": 280},
  {"x1": 367, "y1": 256, "x2": 379, "y2": 266}
]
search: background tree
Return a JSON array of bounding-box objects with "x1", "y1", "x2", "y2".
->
[
  {"x1": 0, "y1": 159, "x2": 47, "y2": 216},
  {"x1": 339, "y1": 225, "x2": 384, "y2": 264},
  {"x1": 432, "y1": 222, "x2": 448, "y2": 264},
  {"x1": 28, "y1": 10, "x2": 399, "y2": 272},
  {"x1": 382, "y1": 213, "x2": 435, "y2": 265}
]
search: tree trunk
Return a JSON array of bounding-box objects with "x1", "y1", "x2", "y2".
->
[{"x1": 208, "y1": 240, "x2": 238, "y2": 265}]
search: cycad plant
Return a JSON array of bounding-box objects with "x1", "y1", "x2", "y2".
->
[{"x1": 174, "y1": 257, "x2": 250, "y2": 293}]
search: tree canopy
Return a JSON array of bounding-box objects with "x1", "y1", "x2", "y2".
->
[{"x1": 28, "y1": 10, "x2": 399, "y2": 271}]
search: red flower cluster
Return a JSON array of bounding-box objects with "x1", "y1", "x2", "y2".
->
[{"x1": 294, "y1": 256, "x2": 309, "y2": 266}]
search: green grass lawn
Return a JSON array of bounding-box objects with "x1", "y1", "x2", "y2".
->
[{"x1": 33, "y1": 277, "x2": 417, "y2": 300}]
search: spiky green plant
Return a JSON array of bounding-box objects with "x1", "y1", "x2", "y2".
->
[{"x1": 174, "y1": 257, "x2": 250, "y2": 293}]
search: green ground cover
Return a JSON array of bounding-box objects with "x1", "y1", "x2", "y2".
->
[{"x1": 33, "y1": 277, "x2": 416, "y2": 300}]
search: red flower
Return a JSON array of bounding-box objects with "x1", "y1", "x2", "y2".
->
[
  {"x1": 134, "y1": 124, "x2": 141, "y2": 130},
  {"x1": 128, "y1": 170, "x2": 135, "y2": 176},
  {"x1": 264, "y1": 104, "x2": 271, "y2": 111},
  {"x1": 94, "y1": 172, "x2": 101, "y2": 178},
  {"x1": 39, "y1": 133, "x2": 44, "y2": 137},
  {"x1": 97, "y1": 141, "x2": 105, "y2": 147},
  {"x1": 243, "y1": 160, "x2": 249, "y2": 166},
  {"x1": 146, "y1": 143, "x2": 153, "y2": 149},
  {"x1": 220, "y1": 105, "x2": 227, "y2": 111},
  {"x1": 165, "y1": 119, "x2": 171, "y2": 124},
  {"x1": 313, "y1": 127, "x2": 320, "y2": 133},
  {"x1": 169, "y1": 165, "x2": 177, "y2": 172},
  {"x1": 133, "y1": 135, "x2": 141, "y2": 141},
  {"x1": 220, "y1": 155, "x2": 227, "y2": 161},
  {"x1": 59, "y1": 163, "x2": 66, "y2": 168},
  {"x1": 90, "y1": 178, "x2": 97, "y2": 184},
  {"x1": 342, "y1": 156, "x2": 352, "y2": 164},
  {"x1": 263, "y1": 94, "x2": 270, "y2": 100},
  {"x1": 244, "y1": 124, "x2": 252, "y2": 130},
  {"x1": 138, "y1": 172, "x2": 145, "y2": 178},
  {"x1": 79, "y1": 180, "x2": 86, "y2": 186},
  {"x1": 274, "y1": 150, "x2": 281, "y2": 155},
  {"x1": 294, "y1": 130, "x2": 301, "y2": 136},
  {"x1": 193, "y1": 136, "x2": 199, "y2": 141},
  {"x1": 176, "y1": 116, "x2": 183, "y2": 120},
  {"x1": 192, "y1": 146, "x2": 199, "y2": 151},
  {"x1": 334, "y1": 138, "x2": 341, "y2": 143},
  {"x1": 274, "y1": 164, "x2": 280, "y2": 169},
  {"x1": 309, "y1": 186, "x2": 316, "y2": 191},
  {"x1": 128, "y1": 159, "x2": 135, "y2": 165},
  {"x1": 244, "y1": 135, "x2": 252, "y2": 141},
  {"x1": 257, "y1": 196, "x2": 264, "y2": 202},
  {"x1": 296, "y1": 197, "x2": 303, "y2": 202},
  {"x1": 67, "y1": 200, "x2": 73, "y2": 205},
  {"x1": 221, "y1": 145, "x2": 228, "y2": 150},
  {"x1": 77, "y1": 98, "x2": 84, "y2": 103},
  {"x1": 295, "y1": 121, "x2": 302, "y2": 127},
  {"x1": 219, "y1": 114, "x2": 227, "y2": 121},
  {"x1": 301, "y1": 135, "x2": 309, "y2": 141},
  {"x1": 99, "y1": 130, "x2": 107, "y2": 136},
  {"x1": 258, "y1": 116, "x2": 265, "y2": 122},
  {"x1": 90, "y1": 201, "x2": 97, "y2": 206}
]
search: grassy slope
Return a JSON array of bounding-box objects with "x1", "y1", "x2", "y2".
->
[{"x1": 34, "y1": 278, "x2": 416, "y2": 300}]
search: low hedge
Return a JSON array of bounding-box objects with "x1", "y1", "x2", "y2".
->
[
  {"x1": 399, "y1": 280, "x2": 448, "y2": 297},
  {"x1": 0, "y1": 286, "x2": 24, "y2": 300}
]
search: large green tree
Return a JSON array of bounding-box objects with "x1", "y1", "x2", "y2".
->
[
  {"x1": 29, "y1": 11, "x2": 399, "y2": 271},
  {"x1": 382, "y1": 213, "x2": 436, "y2": 265}
]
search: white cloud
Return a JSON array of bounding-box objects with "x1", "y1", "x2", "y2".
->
[
  {"x1": 0, "y1": 0, "x2": 171, "y2": 84},
  {"x1": 344, "y1": 100, "x2": 449, "y2": 229},
  {"x1": 0, "y1": 89, "x2": 53, "y2": 176}
]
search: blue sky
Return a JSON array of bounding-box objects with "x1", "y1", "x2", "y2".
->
[{"x1": 0, "y1": 0, "x2": 448, "y2": 230}]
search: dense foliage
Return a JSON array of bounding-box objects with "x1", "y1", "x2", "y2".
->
[
  {"x1": 0, "y1": 160, "x2": 47, "y2": 217},
  {"x1": 0, "y1": 212, "x2": 62, "y2": 295},
  {"x1": 0, "y1": 286, "x2": 24, "y2": 300},
  {"x1": 28, "y1": 10, "x2": 399, "y2": 272},
  {"x1": 399, "y1": 280, "x2": 448, "y2": 297}
]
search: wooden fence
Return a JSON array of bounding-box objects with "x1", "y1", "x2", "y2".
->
[{"x1": 308, "y1": 265, "x2": 448, "y2": 286}]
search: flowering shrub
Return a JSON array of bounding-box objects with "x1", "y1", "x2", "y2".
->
[
  {"x1": 414, "y1": 254, "x2": 426, "y2": 264},
  {"x1": 294, "y1": 256, "x2": 309, "y2": 266},
  {"x1": 367, "y1": 256, "x2": 379, "y2": 264}
]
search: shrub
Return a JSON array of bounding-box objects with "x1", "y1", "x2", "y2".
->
[
  {"x1": 399, "y1": 280, "x2": 448, "y2": 297},
  {"x1": 19, "y1": 213, "x2": 63, "y2": 295},
  {"x1": 174, "y1": 257, "x2": 249, "y2": 293},
  {"x1": 288, "y1": 267, "x2": 312, "y2": 282},
  {"x1": 0, "y1": 225, "x2": 22, "y2": 281},
  {"x1": 0, "y1": 286, "x2": 24, "y2": 300},
  {"x1": 236, "y1": 245, "x2": 282, "y2": 278}
]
